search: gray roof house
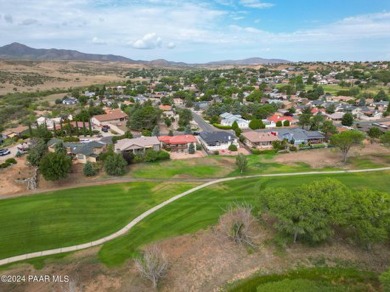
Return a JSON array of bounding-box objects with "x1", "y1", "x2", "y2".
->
[
  {"x1": 199, "y1": 131, "x2": 238, "y2": 152},
  {"x1": 276, "y1": 128, "x2": 325, "y2": 145},
  {"x1": 115, "y1": 137, "x2": 161, "y2": 153},
  {"x1": 47, "y1": 139, "x2": 106, "y2": 163}
]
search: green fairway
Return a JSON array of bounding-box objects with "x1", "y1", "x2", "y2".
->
[
  {"x1": 129, "y1": 154, "x2": 339, "y2": 179},
  {"x1": 0, "y1": 182, "x2": 197, "y2": 260},
  {"x1": 98, "y1": 171, "x2": 390, "y2": 266},
  {"x1": 130, "y1": 157, "x2": 232, "y2": 178}
]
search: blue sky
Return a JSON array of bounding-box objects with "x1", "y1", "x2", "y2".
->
[{"x1": 0, "y1": 0, "x2": 389, "y2": 62}]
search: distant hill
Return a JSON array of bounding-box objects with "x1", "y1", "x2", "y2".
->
[
  {"x1": 0, "y1": 42, "x2": 290, "y2": 65},
  {"x1": 0, "y1": 42, "x2": 135, "y2": 62},
  {"x1": 206, "y1": 57, "x2": 290, "y2": 65}
]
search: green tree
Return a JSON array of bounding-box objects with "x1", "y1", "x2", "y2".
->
[
  {"x1": 259, "y1": 179, "x2": 349, "y2": 243},
  {"x1": 104, "y1": 153, "x2": 127, "y2": 176},
  {"x1": 320, "y1": 120, "x2": 337, "y2": 141},
  {"x1": 188, "y1": 143, "x2": 195, "y2": 154},
  {"x1": 184, "y1": 124, "x2": 192, "y2": 134},
  {"x1": 330, "y1": 130, "x2": 365, "y2": 163},
  {"x1": 152, "y1": 125, "x2": 160, "y2": 137},
  {"x1": 325, "y1": 104, "x2": 336, "y2": 114},
  {"x1": 367, "y1": 127, "x2": 383, "y2": 142},
  {"x1": 39, "y1": 151, "x2": 72, "y2": 181},
  {"x1": 178, "y1": 109, "x2": 192, "y2": 127},
  {"x1": 249, "y1": 119, "x2": 264, "y2": 130},
  {"x1": 341, "y1": 113, "x2": 354, "y2": 126},
  {"x1": 27, "y1": 138, "x2": 47, "y2": 166},
  {"x1": 348, "y1": 189, "x2": 390, "y2": 249},
  {"x1": 83, "y1": 161, "x2": 98, "y2": 177},
  {"x1": 235, "y1": 153, "x2": 248, "y2": 174},
  {"x1": 283, "y1": 120, "x2": 290, "y2": 127},
  {"x1": 380, "y1": 131, "x2": 390, "y2": 146},
  {"x1": 54, "y1": 141, "x2": 67, "y2": 155}
]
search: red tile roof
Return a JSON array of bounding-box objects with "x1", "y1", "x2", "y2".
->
[
  {"x1": 267, "y1": 114, "x2": 294, "y2": 123},
  {"x1": 158, "y1": 135, "x2": 197, "y2": 145},
  {"x1": 159, "y1": 105, "x2": 172, "y2": 111}
]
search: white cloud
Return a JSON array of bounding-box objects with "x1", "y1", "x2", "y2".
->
[
  {"x1": 132, "y1": 33, "x2": 163, "y2": 49},
  {"x1": 240, "y1": 0, "x2": 274, "y2": 9},
  {"x1": 167, "y1": 42, "x2": 176, "y2": 49},
  {"x1": 91, "y1": 37, "x2": 107, "y2": 45}
]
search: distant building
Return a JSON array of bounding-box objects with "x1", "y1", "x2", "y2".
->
[
  {"x1": 219, "y1": 112, "x2": 249, "y2": 129},
  {"x1": 91, "y1": 109, "x2": 128, "y2": 126}
]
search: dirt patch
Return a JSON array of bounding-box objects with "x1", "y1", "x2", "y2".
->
[
  {"x1": 274, "y1": 143, "x2": 390, "y2": 168},
  {"x1": 0, "y1": 157, "x2": 35, "y2": 196},
  {"x1": 3, "y1": 223, "x2": 388, "y2": 292},
  {"x1": 169, "y1": 151, "x2": 206, "y2": 160}
]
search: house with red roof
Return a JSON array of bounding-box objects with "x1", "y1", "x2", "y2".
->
[
  {"x1": 158, "y1": 135, "x2": 197, "y2": 153},
  {"x1": 266, "y1": 114, "x2": 296, "y2": 128}
]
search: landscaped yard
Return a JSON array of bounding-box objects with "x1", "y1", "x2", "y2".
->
[
  {"x1": 98, "y1": 171, "x2": 390, "y2": 266},
  {"x1": 0, "y1": 182, "x2": 197, "y2": 260}
]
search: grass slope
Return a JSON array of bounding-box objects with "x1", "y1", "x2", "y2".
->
[
  {"x1": 228, "y1": 267, "x2": 380, "y2": 292},
  {"x1": 98, "y1": 171, "x2": 390, "y2": 266},
  {"x1": 0, "y1": 182, "x2": 197, "y2": 260}
]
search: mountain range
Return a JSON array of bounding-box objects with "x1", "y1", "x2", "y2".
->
[{"x1": 0, "y1": 42, "x2": 290, "y2": 66}]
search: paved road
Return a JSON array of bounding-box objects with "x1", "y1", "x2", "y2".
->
[
  {"x1": 191, "y1": 111, "x2": 217, "y2": 132},
  {"x1": 1, "y1": 166, "x2": 390, "y2": 267}
]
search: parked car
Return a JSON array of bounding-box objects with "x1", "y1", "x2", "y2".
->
[{"x1": 0, "y1": 149, "x2": 11, "y2": 156}]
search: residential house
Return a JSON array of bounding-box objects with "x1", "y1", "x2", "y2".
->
[
  {"x1": 158, "y1": 135, "x2": 197, "y2": 152},
  {"x1": 47, "y1": 138, "x2": 106, "y2": 164},
  {"x1": 115, "y1": 137, "x2": 161, "y2": 154},
  {"x1": 242, "y1": 131, "x2": 280, "y2": 149},
  {"x1": 277, "y1": 128, "x2": 325, "y2": 145},
  {"x1": 326, "y1": 112, "x2": 344, "y2": 121},
  {"x1": 2, "y1": 125, "x2": 28, "y2": 138},
  {"x1": 199, "y1": 131, "x2": 238, "y2": 152},
  {"x1": 91, "y1": 109, "x2": 128, "y2": 126},
  {"x1": 266, "y1": 114, "x2": 295, "y2": 128},
  {"x1": 36, "y1": 117, "x2": 63, "y2": 130},
  {"x1": 220, "y1": 113, "x2": 249, "y2": 129}
]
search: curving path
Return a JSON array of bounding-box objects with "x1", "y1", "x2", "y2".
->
[{"x1": 1, "y1": 167, "x2": 390, "y2": 267}]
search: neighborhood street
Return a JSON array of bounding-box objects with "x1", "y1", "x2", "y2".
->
[{"x1": 191, "y1": 111, "x2": 217, "y2": 132}]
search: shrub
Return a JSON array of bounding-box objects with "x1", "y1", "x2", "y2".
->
[
  {"x1": 214, "y1": 150, "x2": 219, "y2": 155},
  {"x1": 283, "y1": 120, "x2": 290, "y2": 127},
  {"x1": 0, "y1": 162, "x2": 11, "y2": 169},
  {"x1": 188, "y1": 143, "x2": 195, "y2": 154},
  {"x1": 104, "y1": 153, "x2": 127, "y2": 176},
  {"x1": 289, "y1": 146, "x2": 298, "y2": 152},
  {"x1": 157, "y1": 150, "x2": 170, "y2": 161},
  {"x1": 83, "y1": 162, "x2": 98, "y2": 177},
  {"x1": 196, "y1": 143, "x2": 202, "y2": 150},
  {"x1": 63, "y1": 136, "x2": 80, "y2": 142},
  {"x1": 144, "y1": 149, "x2": 159, "y2": 162},
  {"x1": 228, "y1": 144, "x2": 238, "y2": 151},
  {"x1": 212, "y1": 124, "x2": 232, "y2": 130},
  {"x1": 276, "y1": 121, "x2": 283, "y2": 127},
  {"x1": 122, "y1": 151, "x2": 135, "y2": 165},
  {"x1": 5, "y1": 158, "x2": 17, "y2": 164},
  {"x1": 251, "y1": 148, "x2": 261, "y2": 155}
]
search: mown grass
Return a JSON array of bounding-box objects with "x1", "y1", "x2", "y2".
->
[
  {"x1": 0, "y1": 182, "x2": 197, "y2": 260},
  {"x1": 227, "y1": 267, "x2": 380, "y2": 292},
  {"x1": 129, "y1": 154, "x2": 342, "y2": 180},
  {"x1": 98, "y1": 171, "x2": 390, "y2": 266}
]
